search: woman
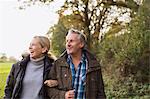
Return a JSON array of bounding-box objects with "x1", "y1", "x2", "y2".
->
[{"x1": 4, "y1": 36, "x2": 57, "y2": 99}]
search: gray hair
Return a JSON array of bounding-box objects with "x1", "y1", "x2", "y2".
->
[
  {"x1": 33, "y1": 36, "x2": 50, "y2": 53},
  {"x1": 67, "y1": 28, "x2": 87, "y2": 46}
]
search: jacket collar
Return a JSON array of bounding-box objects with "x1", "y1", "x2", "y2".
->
[
  {"x1": 19, "y1": 55, "x2": 30, "y2": 68},
  {"x1": 44, "y1": 54, "x2": 54, "y2": 72},
  {"x1": 19, "y1": 54, "x2": 54, "y2": 69},
  {"x1": 59, "y1": 49, "x2": 100, "y2": 69}
]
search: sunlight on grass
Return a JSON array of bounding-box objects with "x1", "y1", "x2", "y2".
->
[{"x1": 0, "y1": 62, "x2": 13, "y2": 98}]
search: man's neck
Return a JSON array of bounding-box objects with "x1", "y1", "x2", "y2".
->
[{"x1": 70, "y1": 51, "x2": 82, "y2": 70}]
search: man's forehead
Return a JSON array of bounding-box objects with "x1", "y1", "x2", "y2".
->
[{"x1": 66, "y1": 33, "x2": 79, "y2": 39}]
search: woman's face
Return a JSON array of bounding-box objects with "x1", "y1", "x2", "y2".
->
[{"x1": 29, "y1": 38, "x2": 46, "y2": 59}]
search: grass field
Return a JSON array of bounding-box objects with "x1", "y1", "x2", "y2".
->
[{"x1": 0, "y1": 62, "x2": 13, "y2": 99}]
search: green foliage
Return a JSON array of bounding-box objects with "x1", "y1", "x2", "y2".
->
[
  {"x1": 98, "y1": 0, "x2": 150, "y2": 98},
  {"x1": 0, "y1": 53, "x2": 7, "y2": 62},
  {"x1": 21, "y1": 0, "x2": 149, "y2": 98},
  {"x1": 55, "y1": 0, "x2": 139, "y2": 49},
  {"x1": 48, "y1": 0, "x2": 150, "y2": 98},
  {"x1": 0, "y1": 73, "x2": 8, "y2": 99},
  {"x1": 0, "y1": 63, "x2": 12, "y2": 98},
  {"x1": 105, "y1": 76, "x2": 150, "y2": 98},
  {"x1": 48, "y1": 19, "x2": 68, "y2": 56}
]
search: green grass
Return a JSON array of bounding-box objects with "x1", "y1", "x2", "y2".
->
[{"x1": 0, "y1": 62, "x2": 13, "y2": 99}]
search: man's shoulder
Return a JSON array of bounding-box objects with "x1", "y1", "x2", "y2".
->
[
  {"x1": 55, "y1": 56, "x2": 66, "y2": 63},
  {"x1": 84, "y1": 49, "x2": 97, "y2": 60},
  {"x1": 55, "y1": 50, "x2": 67, "y2": 62}
]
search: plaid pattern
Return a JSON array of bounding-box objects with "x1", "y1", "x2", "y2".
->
[{"x1": 67, "y1": 54, "x2": 87, "y2": 99}]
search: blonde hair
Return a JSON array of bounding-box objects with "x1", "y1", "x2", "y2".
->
[{"x1": 33, "y1": 36, "x2": 50, "y2": 53}]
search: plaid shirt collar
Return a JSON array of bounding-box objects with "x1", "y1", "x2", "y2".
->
[{"x1": 67, "y1": 53, "x2": 87, "y2": 99}]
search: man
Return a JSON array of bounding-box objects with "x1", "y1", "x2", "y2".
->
[{"x1": 47, "y1": 28, "x2": 106, "y2": 99}]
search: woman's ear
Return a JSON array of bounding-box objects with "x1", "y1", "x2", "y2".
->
[{"x1": 42, "y1": 47, "x2": 47, "y2": 54}]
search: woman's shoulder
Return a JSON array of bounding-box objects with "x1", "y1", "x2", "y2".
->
[
  {"x1": 13, "y1": 61, "x2": 21, "y2": 67},
  {"x1": 10, "y1": 61, "x2": 22, "y2": 73},
  {"x1": 47, "y1": 53, "x2": 57, "y2": 61}
]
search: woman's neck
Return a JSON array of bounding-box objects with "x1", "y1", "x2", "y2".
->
[{"x1": 30, "y1": 56, "x2": 45, "y2": 65}]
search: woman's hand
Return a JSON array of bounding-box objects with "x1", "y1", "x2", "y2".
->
[{"x1": 44, "y1": 80, "x2": 58, "y2": 87}]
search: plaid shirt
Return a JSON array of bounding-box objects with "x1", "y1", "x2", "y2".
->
[{"x1": 67, "y1": 54, "x2": 87, "y2": 99}]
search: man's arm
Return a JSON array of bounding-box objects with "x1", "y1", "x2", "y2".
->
[
  {"x1": 46, "y1": 62, "x2": 66, "y2": 99},
  {"x1": 47, "y1": 87, "x2": 75, "y2": 99},
  {"x1": 47, "y1": 87, "x2": 66, "y2": 99},
  {"x1": 97, "y1": 67, "x2": 106, "y2": 99}
]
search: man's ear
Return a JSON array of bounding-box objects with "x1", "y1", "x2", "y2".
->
[{"x1": 80, "y1": 42, "x2": 84, "y2": 48}]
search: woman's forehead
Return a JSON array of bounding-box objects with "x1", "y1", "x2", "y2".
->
[{"x1": 30, "y1": 38, "x2": 40, "y2": 44}]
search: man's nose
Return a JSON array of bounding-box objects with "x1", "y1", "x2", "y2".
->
[{"x1": 66, "y1": 42, "x2": 71, "y2": 47}]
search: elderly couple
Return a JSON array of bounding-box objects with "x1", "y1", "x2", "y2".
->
[{"x1": 4, "y1": 29, "x2": 106, "y2": 99}]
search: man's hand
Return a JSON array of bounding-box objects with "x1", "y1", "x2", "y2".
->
[{"x1": 65, "y1": 90, "x2": 75, "y2": 99}]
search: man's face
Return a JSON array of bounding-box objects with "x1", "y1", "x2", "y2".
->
[{"x1": 66, "y1": 33, "x2": 84, "y2": 55}]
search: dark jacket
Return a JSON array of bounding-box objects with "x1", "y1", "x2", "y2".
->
[
  {"x1": 4, "y1": 54, "x2": 54, "y2": 99},
  {"x1": 47, "y1": 49, "x2": 106, "y2": 99}
]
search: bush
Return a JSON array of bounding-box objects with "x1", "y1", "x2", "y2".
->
[{"x1": 98, "y1": 0, "x2": 150, "y2": 98}]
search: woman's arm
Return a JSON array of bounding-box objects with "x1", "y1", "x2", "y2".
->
[
  {"x1": 4, "y1": 64, "x2": 16, "y2": 99},
  {"x1": 44, "y1": 80, "x2": 58, "y2": 87}
]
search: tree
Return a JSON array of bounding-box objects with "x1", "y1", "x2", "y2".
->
[
  {"x1": 20, "y1": 0, "x2": 140, "y2": 51},
  {"x1": 47, "y1": 18, "x2": 68, "y2": 56},
  {"x1": 56, "y1": 0, "x2": 140, "y2": 50},
  {"x1": 9, "y1": 56, "x2": 17, "y2": 62},
  {"x1": 0, "y1": 53, "x2": 7, "y2": 62},
  {"x1": 98, "y1": 0, "x2": 150, "y2": 98},
  {"x1": 20, "y1": 0, "x2": 149, "y2": 98}
]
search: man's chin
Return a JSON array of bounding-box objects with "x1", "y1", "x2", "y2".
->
[{"x1": 66, "y1": 50, "x2": 71, "y2": 54}]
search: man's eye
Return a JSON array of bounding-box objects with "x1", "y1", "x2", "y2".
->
[{"x1": 70, "y1": 40, "x2": 73, "y2": 42}]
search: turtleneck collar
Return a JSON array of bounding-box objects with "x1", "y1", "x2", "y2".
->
[{"x1": 30, "y1": 56, "x2": 45, "y2": 66}]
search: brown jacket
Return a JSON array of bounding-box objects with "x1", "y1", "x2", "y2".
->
[{"x1": 47, "y1": 49, "x2": 106, "y2": 99}]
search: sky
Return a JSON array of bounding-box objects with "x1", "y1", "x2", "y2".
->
[{"x1": 0, "y1": 0, "x2": 64, "y2": 59}]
